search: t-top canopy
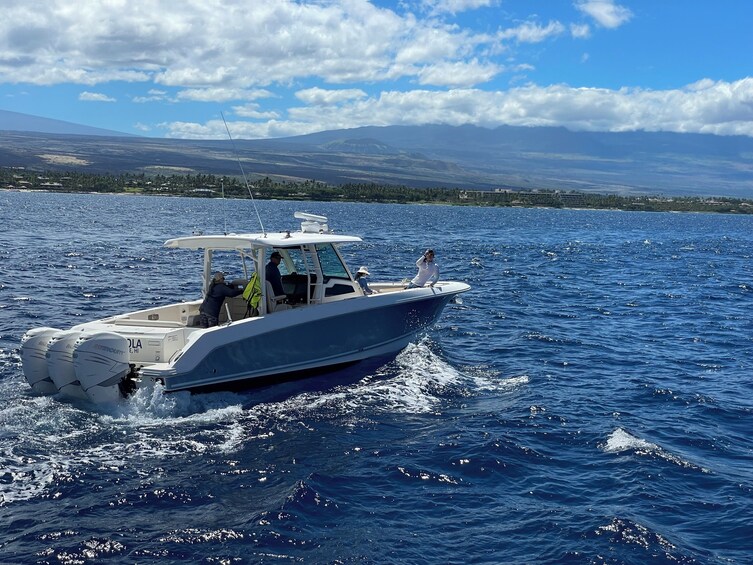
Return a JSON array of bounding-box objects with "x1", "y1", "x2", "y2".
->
[{"x1": 164, "y1": 231, "x2": 362, "y2": 251}]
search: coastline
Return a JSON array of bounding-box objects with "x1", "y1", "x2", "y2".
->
[{"x1": 2, "y1": 168, "x2": 753, "y2": 215}]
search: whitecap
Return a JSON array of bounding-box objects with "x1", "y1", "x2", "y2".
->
[
  {"x1": 471, "y1": 370, "x2": 529, "y2": 392},
  {"x1": 603, "y1": 428, "x2": 656, "y2": 453},
  {"x1": 602, "y1": 428, "x2": 710, "y2": 473}
]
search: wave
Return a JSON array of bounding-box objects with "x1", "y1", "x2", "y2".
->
[{"x1": 601, "y1": 428, "x2": 710, "y2": 473}]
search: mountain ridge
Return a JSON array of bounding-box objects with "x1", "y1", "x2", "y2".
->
[
  {"x1": 0, "y1": 109, "x2": 133, "y2": 137},
  {"x1": 1, "y1": 110, "x2": 752, "y2": 198}
]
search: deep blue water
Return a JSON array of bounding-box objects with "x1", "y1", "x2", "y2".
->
[{"x1": 1, "y1": 191, "x2": 752, "y2": 564}]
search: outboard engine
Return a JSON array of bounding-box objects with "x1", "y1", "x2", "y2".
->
[
  {"x1": 73, "y1": 332, "x2": 132, "y2": 404},
  {"x1": 20, "y1": 327, "x2": 61, "y2": 395},
  {"x1": 46, "y1": 330, "x2": 88, "y2": 400}
]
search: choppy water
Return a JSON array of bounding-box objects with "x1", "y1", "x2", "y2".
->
[{"x1": 1, "y1": 191, "x2": 752, "y2": 564}]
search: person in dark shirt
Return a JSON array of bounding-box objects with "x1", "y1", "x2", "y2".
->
[
  {"x1": 199, "y1": 272, "x2": 244, "y2": 328},
  {"x1": 265, "y1": 251, "x2": 285, "y2": 297}
]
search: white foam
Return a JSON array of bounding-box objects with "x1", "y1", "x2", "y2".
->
[
  {"x1": 101, "y1": 380, "x2": 245, "y2": 426},
  {"x1": 602, "y1": 428, "x2": 709, "y2": 473},
  {"x1": 216, "y1": 421, "x2": 248, "y2": 453},
  {"x1": 0, "y1": 448, "x2": 69, "y2": 506},
  {"x1": 235, "y1": 339, "x2": 465, "y2": 421},
  {"x1": 0, "y1": 337, "x2": 491, "y2": 501},
  {"x1": 603, "y1": 428, "x2": 656, "y2": 453},
  {"x1": 471, "y1": 370, "x2": 529, "y2": 392}
]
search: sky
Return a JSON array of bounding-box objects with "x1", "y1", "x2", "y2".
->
[{"x1": 1, "y1": 0, "x2": 752, "y2": 140}]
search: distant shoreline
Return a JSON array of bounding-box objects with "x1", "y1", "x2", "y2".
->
[{"x1": 3, "y1": 168, "x2": 753, "y2": 215}]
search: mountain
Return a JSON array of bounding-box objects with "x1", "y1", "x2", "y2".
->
[
  {"x1": 1, "y1": 110, "x2": 752, "y2": 198},
  {"x1": 0, "y1": 109, "x2": 131, "y2": 137}
]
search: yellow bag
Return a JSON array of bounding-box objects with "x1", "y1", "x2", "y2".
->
[{"x1": 242, "y1": 272, "x2": 262, "y2": 314}]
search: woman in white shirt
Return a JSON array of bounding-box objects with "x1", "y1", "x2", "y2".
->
[{"x1": 407, "y1": 249, "x2": 439, "y2": 288}]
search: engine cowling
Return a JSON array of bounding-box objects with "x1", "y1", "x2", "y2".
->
[
  {"x1": 46, "y1": 330, "x2": 88, "y2": 400},
  {"x1": 73, "y1": 332, "x2": 131, "y2": 404},
  {"x1": 20, "y1": 327, "x2": 61, "y2": 395}
]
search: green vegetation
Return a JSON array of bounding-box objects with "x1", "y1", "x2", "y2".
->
[{"x1": 3, "y1": 167, "x2": 752, "y2": 214}]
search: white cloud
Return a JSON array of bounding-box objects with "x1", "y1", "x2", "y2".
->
[
  {"x1": 132, "y1": 89, "x2": 170, "y2": 103},
  {"x1": 570, "y1": 23, "x2": 591, "y2": 39},
  {"x1": 161, "y1": 78, "x2": 753, "y2": 139},
  {"x1": 421, "y1": 0, "x2": 496, "y2": 16},
  {"x1": 295, "y1": 87, "x2": 367, "y2": 105},
  {"x1": 498, "y1": 20, "x2": 566, "y2": 44},
  {"x1": 177, "y1": 88, "x2": 273, "y2": 103},
  {"x1": 79, "y1": 91, "x2": 116, "y2": 102},
  {"x1": 575, "y1": 0, "x2": 633, "y2": 29},
  {"x1": 162, "y1": 118, "x2": 317, "y2": 140},
  {"x1": 231, "y1": 104, "x2": 280, "y2": 120},
  {"x1": 417, "y1": 59, "x2": 501, "y2": 87},
  {"x1": 0, "y1": 0, "x2": 501, "y2": 89}
]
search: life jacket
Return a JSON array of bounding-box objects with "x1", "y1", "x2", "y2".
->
[{"x1": 242, "y1": 272, "x2": 262, "y2": 315}]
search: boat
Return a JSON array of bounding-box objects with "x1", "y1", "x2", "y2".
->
[{"x1": 20, "y1": 212, "x2": 470, "y2": 403}]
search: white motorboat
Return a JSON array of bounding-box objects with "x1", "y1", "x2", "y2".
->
[{"x1": 20, "y1": 212, "x2": 470, "y2": 403}]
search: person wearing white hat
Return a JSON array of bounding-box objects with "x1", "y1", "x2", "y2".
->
[{"x1": 355, "y1": 266, "x2": 377, "y2": 295}]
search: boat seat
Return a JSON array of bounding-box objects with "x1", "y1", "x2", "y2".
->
[
  {"x1": 218, "y1": 295, "x2": 251, "y2": 323},
  {"x1": 282, "y1": 273, "x2": 317, "y2": 304},
  {"x1": 266, "y1": 281, "x2": 290, "y2": 313}
]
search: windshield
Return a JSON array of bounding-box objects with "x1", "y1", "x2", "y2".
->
[
  {"x1": 315, "y1": 243, "x2": 349, "y2": 279},
  {"x1": 282, "y1": 247, "x2": 308, "y2": 276}
]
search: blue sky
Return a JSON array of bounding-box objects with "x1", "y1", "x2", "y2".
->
[{"x1": 1, "y1": 0, "x2": 752, "y2": 139}]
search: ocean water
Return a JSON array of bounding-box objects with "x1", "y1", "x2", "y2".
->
[{"x1": 1, "y1": 191, "x2": 752, "y2": 564}]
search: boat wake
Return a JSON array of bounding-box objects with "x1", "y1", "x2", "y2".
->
[
  {"x1": 225, "y1": 338, "x2": 470, "y2": 430},
  {"x1": 1, "y1": 338, "x2": 498, "y2": 505}
]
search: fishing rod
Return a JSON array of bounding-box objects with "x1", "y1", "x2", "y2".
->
[
  {"x1": 221, "y1": 112, "x2": 266, "y2": 236},
  {"x1": 220, "y1": 179, "x2": 228, "y2": 235}
]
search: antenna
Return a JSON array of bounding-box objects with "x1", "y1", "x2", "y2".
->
[{"x1": 221, "y1": 112, "x2": 266, "y2": 236}]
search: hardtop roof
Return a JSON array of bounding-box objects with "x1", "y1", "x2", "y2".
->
[{"x1": 164, "y1": 231, "x2": 362, "y2": 251}]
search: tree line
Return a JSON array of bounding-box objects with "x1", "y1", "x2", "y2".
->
[{"x1": 2, "y1": 167, "x2": 752, "y2": 214}]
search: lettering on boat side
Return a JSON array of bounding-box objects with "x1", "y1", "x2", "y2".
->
[{"x1": 127, "y1": 338, "x2": 142, "y2": 353}]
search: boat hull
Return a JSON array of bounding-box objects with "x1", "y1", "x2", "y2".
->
[{"x1": 145, "y1": 286, "x2": 462, "y2": 392}]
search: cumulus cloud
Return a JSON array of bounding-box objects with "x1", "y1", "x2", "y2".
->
[
  {"x1": 417, "y1": 59, "x2": 501, "y2": 87},
  {"x1": 499, "y1": 20, "x2": 566, "y2": 43},
  {"x1": 177, "y1": 88, "x2": 273, "y2": 103},
  {"x1": 570, "y1": 23, "x2": 591, "y2": 39},
  {"x1": 132, "y1": 89, "x2": 170, "y2": 103},
  {"x1": 79, "y1": 91, "x2": 116, "y2": 102},
  {"x1": 0, "y1": 0, "x2": 503, "y2": 89},
  {"x1": 232, "y1": 104, "x2": 280, "y2": 120},
  {"x1": 295, "y1": 87, "x2": 368, "y2": 105},
  {"x1": 575, "y1": 0, "x2": 633, "y2": 29},
  {"x1": 160, "y1": 78, "x2": 753, "y2": 139},
  {"x1": 421, "y1": 0, "x2": 497, "y2": 16}
]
